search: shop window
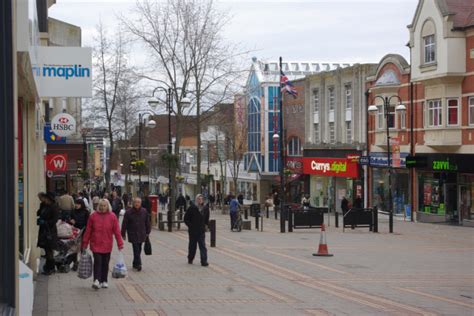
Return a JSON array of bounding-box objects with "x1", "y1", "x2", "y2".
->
[
  {"x1": 314, "y1": 124, "x2": 319, "y2": 143},
  {"x1": 287, "y1": 137, "x2": 301, "y2": 157},
  {"x1": 447, "y1": 99, "x2": 459, "y2": 126},
  {"x1": 345, "y1": 84, "x2": 352, "y2": 109},
  {"x1": 328, "y1": 87, "x2": 335, "y2": 110},
  {"x1": 329, "y1": 122, "x2": 335, "y2": 143},
  {"x1": 427, "y1": 99, "x2": 442, "y2": 127},
  {"x1": 346, "y1": 121, "x2": 352, "y2": 143},
  {"x1": 424, "y1": 35, "x2": 436, "y2": 64},
  {"x1": 399, "y1": 111, "x2": 406, "y2": 129},
  {"x1": 377, "y1": 105, "x2": 384, "y2": 129},
  {"x1": 313, "y1": 89, "x2": 319, "y2": 113},
  {"x1": 469, "y1": 97, "x2": 474, "y2": 126},
  {"x1": 387, "y1": 105, "x2": 395, "y2": 128}
]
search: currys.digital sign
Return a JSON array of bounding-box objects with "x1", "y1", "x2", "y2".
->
[
  {"x1": 34, "y1": 47, "x2": 92, "y2": 97},
  {"x1": 303, "y1": 157, "x2": 359, "y2": 178}
]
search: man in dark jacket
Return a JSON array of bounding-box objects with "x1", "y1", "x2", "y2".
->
[
  {"x1": 111, "y1": 191, "x2": 123, "y2": 218},
  {"x1": 184, "y1": 194, "x2": 209, "y2": 266},
  {"x1": 176, "y1": 193, "x2": 187, "y2": 212},
  {"x1": 37, "y1": 192, "x2": 60, "y2": 275},
  {"x1": 121, "y1": 198, "x2": 151, "y2": 271}
]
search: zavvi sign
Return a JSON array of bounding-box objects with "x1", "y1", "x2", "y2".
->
[{"x1": 51, "y1": 113, "x2": 76, "y2": 137}]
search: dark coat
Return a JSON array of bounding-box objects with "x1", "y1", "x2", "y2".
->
[
  {"x1": 184, "y1": 203, "x2": 210, "y2": 235},
  {"x1": 111, "y1": 197, "x2": 123, "y2": 216},
  {"x1": 176, "y1": 195, "x2": 187, "y2": 210},
  {"x1": 37, "y1": 202, "x2": 60, "y2": 249},
  {"x1": 70, "y1": 207, "x2": 90, "y2": 230},
  {"x1": 341, "y1": 197, "x2": 350, "y2": 214},
  {"x1": 121, "y1": 207, "x2": 151, "y2": 243}
]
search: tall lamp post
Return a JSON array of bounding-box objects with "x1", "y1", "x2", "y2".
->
[
  {"x1": 368, "y1": 95, "x2": 405, "y2": 233},
  {"x1": 137, "y1": 111, "x2": 157, "y2": 197},
  {"x1": 148, "y1": 87, "x2": 190, "y2": 217}
]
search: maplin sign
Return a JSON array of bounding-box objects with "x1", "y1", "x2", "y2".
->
[
  {"x1": 33, "y1": 47, "x2": 92, "y2": 98},
  {"x1": 51, "y1": 113, "x2": 76, "y2": 137}
]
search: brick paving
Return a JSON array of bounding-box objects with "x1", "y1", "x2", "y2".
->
[{"x1": 33, "y1": 211, "x2": 474, "y2": 316}]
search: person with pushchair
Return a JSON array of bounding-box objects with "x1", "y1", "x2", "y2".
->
[
  {"x1": 37, "y1": 192, "x2": 59, "y2": 275},
  {"x1": 69, "y1": 199, "x2": 90, "y2": 271}
]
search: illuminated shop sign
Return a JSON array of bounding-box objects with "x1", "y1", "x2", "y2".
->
[
  {"x1": 432, "y1": 159, "x2": 457, "y2": 171},
  {"x1": 303, "y1": 157, "x2": 358, "y2": 178}
]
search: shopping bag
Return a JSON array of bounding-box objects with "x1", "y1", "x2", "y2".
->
[
  {"x1": 77, "y1": 250, "x2": 93, "y2": 279},
  {"x1": 57, "y1": 220, "x2": 73, "y2": 238},
  {"x1": 112, "y1": 251, "x2": 127, "y2": 278},
  {"x1": 144, "y1": 237, "x2": 152, "y2": 255}
]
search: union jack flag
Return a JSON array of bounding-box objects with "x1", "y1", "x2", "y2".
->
[{"x1": 280, "y1": 70, "x2": 298, "y2": 98}]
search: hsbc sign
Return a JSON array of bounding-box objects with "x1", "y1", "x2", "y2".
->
[
  {"x1": 46, "y1": 154, "x2": 68, "y2": 172},
  {"x1": 51, "y1": 113, "x2": 76, "y2": 137}
]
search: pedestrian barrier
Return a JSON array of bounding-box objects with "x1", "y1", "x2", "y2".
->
[
  {"x1": 342, "y1": 207, "x2": 378, "y2": 232},
  {"x1": 312, "y1": 224, "x2": 333, "y2": 257},
  {"x1": 157, "y1": 210, "x2": 185, "y2": 232},
  {"x1": 289, "y1": 207, "x2": 326, "y2": 230},
  {"x1": 249, "y1": 203, "x2": 261, "y2": 217}
]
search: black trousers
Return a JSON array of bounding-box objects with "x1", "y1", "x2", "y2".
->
[
  {"x1": 93, "y1": 252, "x2": 111, "y2": 283},
  {"x1": 132, "y1": 243, "x2": 143, "y2": 268},
  {"x1": 230, "y1": 212, "x2": 237, "y2": 230},
  {"x1": 187, "y1": 232, "x2": 207, "y2": 263},
  {"x1": 44, "y1": 247, "x2": 55, "y2": 272}
]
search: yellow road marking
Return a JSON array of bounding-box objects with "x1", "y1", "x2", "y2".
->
[{"x1": 394, "y1": 287, "x2": 474, "y2": 309}]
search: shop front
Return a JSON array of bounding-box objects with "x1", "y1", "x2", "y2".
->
[
  {"x1": 303, "y1": 154, "x2": 361, "y2": 213},
  {"x1": 408, "y1": 154, "x2": 474, "y2": 225},
  {"x1": 369, "y1": 152, "x2": 410, "y2": 217}
]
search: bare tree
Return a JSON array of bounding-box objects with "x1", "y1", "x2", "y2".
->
[
  {"x1": 121, "y1": 0, "x2": 247, "y2": 209},
  {"x1": 91, "y1": 22, "x2": 137, "y2": 189}
]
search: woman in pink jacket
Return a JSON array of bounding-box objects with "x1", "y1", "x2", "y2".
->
[{"x1": 82, "y1": 199, "x2": 123, "y2": 289}]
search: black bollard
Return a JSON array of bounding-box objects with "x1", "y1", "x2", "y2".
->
[
  {"x1": 255, "y1": 211, "x2": 259, "y2": 230},
  {"x1": 167, "y1": 210, "x2": 172, "y2": 232},
  {"x1": 288, "y1": 207, "x2": 293, "y2": 232},
  {"x1": 158, "y1": 213, "x2": 164, "y2": 231},
  {"x1": 244, "y1": 207, "x2": 248, "y2": 220},
  {"x1": 275, "y1": 206, "x2": 278, "y2": 220},
  {"x1": 335, "y1": 211, "x2": 339, "y2": 228},
  {"x1": 210, "y1": 219, "x2": 216, "y2": 247},
  {"x1": 266, "y1": 206, "x2": 269, "y2": 218},
  {"x1": 373, "y1": 207, "x2": 378, "y2": 233}
]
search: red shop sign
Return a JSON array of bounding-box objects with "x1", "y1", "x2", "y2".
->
[
  {"x1": 302, "y1": 157, "x2": 359, "y2": 178},
  {"x1": 46, "y1": 154, "x2": 68, "y2": 172}
]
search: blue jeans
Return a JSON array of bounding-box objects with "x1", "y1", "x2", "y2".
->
[{"x1": 188, "y1": 233, "x2": 207, "y2": 264}]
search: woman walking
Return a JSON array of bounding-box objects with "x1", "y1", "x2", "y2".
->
[
  {"x1": 81, "y1": 199, "x2": 123, "y2": 289},
  {"x1": 37, "y1": 192, "x2": 59, "y2": 275}
]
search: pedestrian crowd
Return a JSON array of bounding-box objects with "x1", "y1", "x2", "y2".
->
[{"x1": 36, "y1": 189, "x2": 212, "y2": 290}]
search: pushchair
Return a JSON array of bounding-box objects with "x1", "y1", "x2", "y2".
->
[
  {"x1": 54, "y1": 227, "x2": 83, "y2": 273},
  {"x1": 231, "y1": 209, "x2": 243, "y2": 232}
]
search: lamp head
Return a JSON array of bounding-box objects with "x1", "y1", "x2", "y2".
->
[
  {"x1": 395, "y1": 103, "x2": 407, "y2": 113},
  {"x1": 272, "y1": 133, "x2": 280, "y2": 141},
  {"x1": 147, "y1": 119, "x2": 157, "y2": 129},
  {"x1": 368, "y1": 105, "x2": 378, "y2": 114},
  {"x1": 148, "y1": 97, "x2": 160, "y2": 109},
  {"x1": 181, "y1": 96, "x2": 191, "y2": 107}
]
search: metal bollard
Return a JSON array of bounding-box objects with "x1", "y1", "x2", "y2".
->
[
  {"x1": 244, "y1": 208, "x2": 248, "y2": 220},
  {"x1": 158, "y1": 213, "x2": 164, "y2": 231},
  {"x1": 209, "y1": 219, "x2": 216, "y2": 247},
  {"x1": 260, "y1": 215, "x2": 263, "y2": 231},
  {"x1": 266, "y1": 206, "x2": 269, "y2": 218},
  {"x1": 167, "y1": 210, "x2": 172, "y2": 232},
  {"x1": 373, "y1": 207, "x2": 378, "y2": 233},
  {"x1": 255, "y1": 212, "x2": 259, "y2": 230},
  {"x1": 335, "y1": 211, "x2": 339, "y2": 228},
  {"x1": 275, "y1": 206, "x2": 278, "y2": 220},
  {"x1": 288, "y1": 207, "x2": 293, "y2": 232}
]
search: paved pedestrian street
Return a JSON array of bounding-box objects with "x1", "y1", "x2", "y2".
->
[{"x1": 33, "y1": 213, "x2": 474, "y2": 316}]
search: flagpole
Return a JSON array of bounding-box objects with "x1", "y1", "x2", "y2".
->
[{"x1": 279, "y1": 56, "x2": 286, "y2": 233}]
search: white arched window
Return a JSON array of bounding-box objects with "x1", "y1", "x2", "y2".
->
[
  {"x1": 287, "y1": 137, "x2": 301, "y2": 157},
  {"x1": 421, "y1": 19, "x2": 436, "y2": 65}
]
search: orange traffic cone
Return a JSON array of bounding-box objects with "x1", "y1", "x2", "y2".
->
[{"x1": 313, "y1": 224, "x2": 333, "y2": 257}]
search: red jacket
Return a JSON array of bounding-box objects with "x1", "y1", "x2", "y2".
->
[{"x1": 82, "y1": 211, "x2": 123, "y2": 253}]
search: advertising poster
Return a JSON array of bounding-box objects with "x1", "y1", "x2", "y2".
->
[
  {"x1": 423, "y1": 180, "x2": 432, "y2": 212},
  {"x1": 390, "y1": 137, "x2": 401, "y2": 168}
]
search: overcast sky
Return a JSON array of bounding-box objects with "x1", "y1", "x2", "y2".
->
[{"x1": 49, "y1": 0, "x2": 418, "y2": 66}]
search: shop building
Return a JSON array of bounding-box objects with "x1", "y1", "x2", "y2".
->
[
  {"x1": 366, "y1": 54, "x2": 413, "y2": 217},
  {"x1": 303, "y1": 63, "x2": 376, "y2": 211},
  {"x1": 407, "y1": 0, "x2": 474, "y2": 224},
  {"x1": 244, "y1": 57, "x2": 350, "y2": 202}
]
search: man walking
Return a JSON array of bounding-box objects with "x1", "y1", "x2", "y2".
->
[
  {"x1": 111, "y1": 191, "x2": 122, "y2": 218},
  {"x1": 56, "y1": 190, "x2": 75, "y2": 221},
  {"x1": 121, "y1": 198, "x2": 151, "y2": 271},
  {"x1": 229, "y1": 195, "x2": 240, "y2": 231},
  {"x1": 184, "y1": 194, "x2": 209, "y2": 267}
]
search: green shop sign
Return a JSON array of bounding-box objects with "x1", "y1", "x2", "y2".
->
[{"x1": 432, "y1": 159, "x2": 457, "y2": 171}]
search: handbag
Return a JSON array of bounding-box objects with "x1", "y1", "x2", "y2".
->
[
  {"x1": 144, "y1": 237, "x2": 152, "y2": 255},
  {"x1": 77, "y1": 250, "x2": 93, "y2": 279}
]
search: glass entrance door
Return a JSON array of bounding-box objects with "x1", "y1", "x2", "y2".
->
[
  {"x1": 445, "y1": 184, "x2": 458, "y2": 222},
  {"x1": 459, "y1": 185, "x2": 471, "y2": 222}
]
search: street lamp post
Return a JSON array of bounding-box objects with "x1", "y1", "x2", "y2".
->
[
  {"x1": 368, "y1": 95, "x2": 405, "y2": 234},
  {"x1": 137, "y1": 111, "x2": 157, "y2": 197},
  {"x1": 148, "y1": 87, "x2": 190, "y2": 228}
]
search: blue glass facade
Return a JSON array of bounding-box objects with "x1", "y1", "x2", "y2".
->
[{"x1": 245, "y1": 71, "x2": 263, "y2": 172}]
